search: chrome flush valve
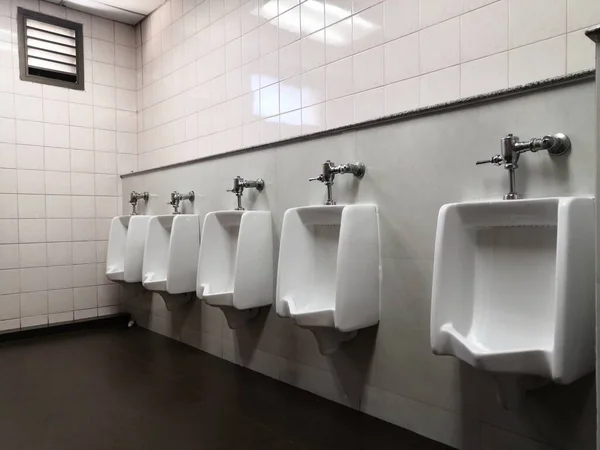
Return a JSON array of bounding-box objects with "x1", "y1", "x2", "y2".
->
[
  {"x1": 168, "y1": 191, "x2": 195, "y2": 214},
  {"x1": 309, "y1": 160, "x2": 366, "y2": 205},
  {"x1": 227, "y1": 176, "x2": 265, "y2": 210},
  {"x1": 129, "y1": 191, "x2": 149, "y2": 215},
  {"x1": 476, "y1": 133, "x2": 571, "y2": 200}
]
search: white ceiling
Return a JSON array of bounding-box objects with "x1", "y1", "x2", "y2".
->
[{"x1": 45, "y1": 0, "x2": 165, "y2": 25}]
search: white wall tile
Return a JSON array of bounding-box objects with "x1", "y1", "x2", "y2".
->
[
  {"x1": 0, "y1": 143, "x2": 16, "y2": 168},
  {"x1": 16, "y1": 145, "x2": 43, "y2": 170},
  {"x1": 46, "y1": 195, "x2": 71, "y2": 219},
  {"x1": 384, "y1": 33, "x2": 419, "y2": 84},
  {"x1": 49, "y1": 311, "x2": 73, "y2": 324},
  {"x1": 17, "y1": 169, "x2": 45, "y2": 194},
  {"x1": 45, "y1": 172, "x2": 70, "y2": 195},
  {"x1": 326, "y1": 94, "x2": 354, "y2": 128},
  {"x1": 509, "y1": 36, "x2": 567, "y2": 87},
  {"x1": 279, "y1": 40, "x2": 301, "y2": 80},
  {"x1": 420, "y1": 0, "x2": 460, "y2": 29},
  {"x1": 509, "y1": 0, "x2": 566, "y2": 48},
  {"x1": 20, "y1": 267, "x2": 47, "y2": 293},
  {"x1": 326, "y1": 56, "x2": 353, "y2": 100},
  {"x1": 70, "y1": 127, "x2": 94, "y2": 150},
  {"x1": 324, "y1": 0, "x2": 351, "y2": 27},
  {"x1": 385, "y1": 78, "x2": 419, "y2": 115},
  {"x1": 91, "y1": 16, "x2": 114, "y2": 42},
  {"x1": 92, "y1": 39, "x2": 115, "y2": 65},
  {"x1": 419, "y1": 18, "x2": 460, "y2": 74},
  {"x1": 301, "y1": 0, "x2": 324, "y2": 36},
  {"x1": 71, "y1": 196, "x2": 95, "y2": 218},
  {"x1": 0, "y1": 117, "x2": 15, "y2": 144},
  {"x1": 42, "y1": 100, "x2": 69, "y2": 125},
  {"x1": 16, "y1": 120, "x2": 43, "y2": 146},
  {"x1": 18, "y1": 194, "x2": 45, "y2": 219},
  {"x1": 47, "y1": 242, "x2": 72, "y2": 266},
  {"x1": 48, "y1": 288, "x2": 73, "y2": 314},
  {"x1": 567, "y1": 30, "x2": 596, "y2": 72},
  {"x1": 73, "y1": 242, "x2": 97, "y2": 265},
  {"x1": 279, "y1": 75, "x2": 301, "y2": 113},
  {"x1": 419, "y1": 66, "x2": 460, "y2": 107},
  {"x1": 460, "y1": 1, "x2": 508, "y2": 63},
  {"x1": 353, "y1": 46, "x2": 383, "y2": 92},
  {"x1": 20, "y1": 291, "x2": 47, "y2": 317},
  {"x1": 0, "y1": 193, "x2": 17, "y2": 218},
  {"x1": 0, "y1": 244, "x2": 18, "y2": 269},
  {"x1": 44, "y1": 124, "x2": 69, "y2": 148},
  {"x1": 352, "y1": 3, "x2": 383, "y2": 53},
  {"x1": 279, "y1": 6, "x2": 300, "y2": 47},
  {"x1": 383, "y1": 0, "x2": 419, "y2": 42},
  {"x1": 19, "y1": 243, "x2": 46, "y2": 268},
  {"x1": 354, "y1": 87, "x2": 384, "y2": 122},
  {"x1": 46, "y1": 219, "x2": 71, "y2": 242},
  {"x1": 44, "y1": 147, "x2": 69, "y2": 172},
  {"x1": 0, "y1": 271, "x2": 19, "y2": 295},
  {"x1": 0, "y1": 168, "x2": 16, "y2": 193},
  {"x1": 15, "y1": 95, "x2": 42, "y2": 122},
  {"x1": 302, "y1": 67, "x2": 326, "y2": 107},
  {"x1": 461, "y1": 53, "x2": 508, "y2": 98},
  {"x1": 72, "y1": 219, "x2": 95, "y2": 242},
  {"x1": 325, "y1": 17, "x2": 352, "y2": 63},
  {"x1": 18, "y1": 219, "x2": 44, "y2": 243},
  {"x1": 73, "y1": 285, "x2": 97, "y2": 306}
]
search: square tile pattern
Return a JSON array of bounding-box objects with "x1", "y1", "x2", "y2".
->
[
  {"x1": 137, "y1": 0, "x2": 599, "y2": 170},
  {"x1": 0, "y1": 0, "x2": 133, "y2": 331}
]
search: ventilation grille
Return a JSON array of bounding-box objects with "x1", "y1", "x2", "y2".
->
[{"x1": 18, "y1": 8, "x2": 84, "y2": 90}]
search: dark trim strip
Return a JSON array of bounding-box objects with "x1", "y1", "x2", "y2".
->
[
  {"x1": 122, "y1": 69, "x2": 595, "y2": 179},
  {"x1": 586, "y1": 25, "x2": 600, "y2": 42},
  {"x1": 0, "y1": 313, "x2": 132, "y2": 344}
]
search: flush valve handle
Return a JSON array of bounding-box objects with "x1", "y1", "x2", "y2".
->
[{"x1": 476, "y1": 155, "x2": 503, "y2": 166}]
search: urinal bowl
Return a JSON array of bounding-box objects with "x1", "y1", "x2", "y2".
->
[
  {"x1": 431, "y1": 197, "x2": 595, "y2": 407},
  {"x1": 142, "y1": 214, "x2": 200, "y2": 311},
  {"x1": 276, "y1": 204, "x2": 381, "y2": 354},
  {"x1": 197, "y1": 210, "x2": 274, "y2": 329}
]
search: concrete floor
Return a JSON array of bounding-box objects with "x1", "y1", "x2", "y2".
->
[{"x1": 0, "y1": 323, "x2": 451, "y2": 449}]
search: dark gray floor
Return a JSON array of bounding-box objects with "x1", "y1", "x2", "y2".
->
[{"x1": 0, "y1": 324, "x2": 451, "y2": 450}]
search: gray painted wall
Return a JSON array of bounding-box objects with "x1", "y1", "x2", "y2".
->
[{"x1": 122, "y1": 80, "x2": 596, "y2": 449}]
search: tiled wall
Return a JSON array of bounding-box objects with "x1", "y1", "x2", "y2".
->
[
  {"x1": 137, "y1": 0, "x2": 600, "y2": 171},
  {"x1": 0, "y1": 0, "x2": 137, "y2": 331},
  {"x1": 123, "y1": 79, "x2": 597, "y2": 449}
]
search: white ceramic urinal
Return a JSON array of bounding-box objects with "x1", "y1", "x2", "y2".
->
[
  {"x1": 276, "y1": 204, "x2": 381, "y2": 354},
  {"x1": 431, "y1": 197, "x2": 595, "y2": 407},
  {"x1": 106, "y1": 214, "x2": 153, "y2": 282},
  {"x1": 106, "y1": 216, "x2": 131, "y2": 281},
  {"x1": 142, "y1": 214, "x2": 200, "y2": 310},
  {"x1": 197, "y1": 210, "x2": 273, "y2": 328}
]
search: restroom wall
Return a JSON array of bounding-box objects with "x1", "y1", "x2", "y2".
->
[
  {"x1": 136, "y1": 0, "x2": 600, "y2": 171},
  {"x1": 0, "y1": 0, "x2": 137, "y2": 331},
  {"x1": 123, "y1": 79, "x2": 597, "y2": 449}
]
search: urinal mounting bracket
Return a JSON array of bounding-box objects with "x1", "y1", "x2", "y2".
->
[
  {"x1": 129, "y1": 191, "x2": 149, "y2": 215},
  {"x1": 476, "y1": 133, "x2": 571, "y2": 200},
  {"x1": 168, "y1": 190, "x2": 195, "y2": 214},
  {"x1": 227, "y1": 176, "x2": 264, "y2": 210},
  {"x1": 309, "y1": 160, "x2": 366, "y2": 205}
]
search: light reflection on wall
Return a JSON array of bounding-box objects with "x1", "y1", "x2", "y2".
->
[{"x1": 253, "y1": 0, "x2": 377, "y2": 47}]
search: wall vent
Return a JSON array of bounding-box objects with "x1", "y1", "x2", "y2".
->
[{"x1": 17, "y1": 7, "x2": 85, "y2": 90}]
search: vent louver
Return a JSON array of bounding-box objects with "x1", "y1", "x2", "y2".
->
[{"x1": 17, "y1": 8, "x2": 84, "y2": 90}]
